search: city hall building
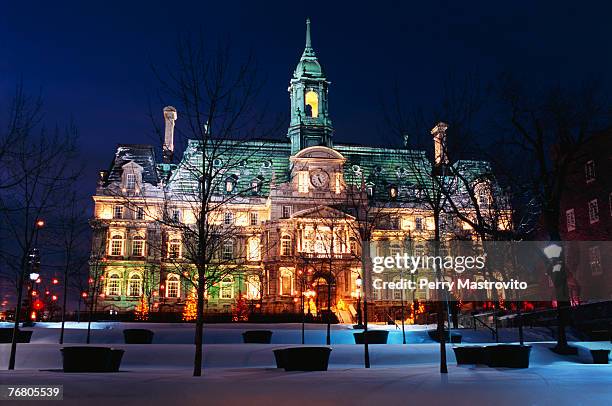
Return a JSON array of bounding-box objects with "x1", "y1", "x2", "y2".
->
[{"x1": 90, "y1": 20, "x2": 503, "y2": 322}]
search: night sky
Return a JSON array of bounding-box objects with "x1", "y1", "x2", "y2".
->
[{"x1": 2, "y1": 0, "x2": 612, "y2": 196}]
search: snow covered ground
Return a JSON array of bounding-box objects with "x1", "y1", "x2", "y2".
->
[{"x1": 1, "y1": 323, "x2": 610, "y2": 405}]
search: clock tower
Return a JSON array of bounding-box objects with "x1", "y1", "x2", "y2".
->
[{"x1": 288, "y1": 19, "x2": 333, "y2": 155}]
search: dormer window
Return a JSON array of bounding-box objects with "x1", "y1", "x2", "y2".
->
[
  {"x1": 213, "y1": 158, "x2": 223, "y2": 168},
  {"x1": 389, "y1": 185, "x2": 398, "y2": 200},
  {"x1": 126, "y1": 173, "x2": 136, "y2": 189},
  {"x1": 366, "y1": 183, "x2": 374, "y2": 197},
  {"x1": 251, "y1": 177, "x2": 263, "y2": 194},
  {"x1": 225, "y1": 175, "x2": 237, "y2": 193}
]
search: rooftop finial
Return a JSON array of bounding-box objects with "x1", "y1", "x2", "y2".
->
[{"x1": 305, "y1": 18, "x2": 312, "y2": 50}]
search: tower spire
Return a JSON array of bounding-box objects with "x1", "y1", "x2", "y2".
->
[
  {"x1": 302, "y1": 18, "x2": 315, "y2": 58},
  {"x1": 305, "y1": 18, "x2": 312, "y2": 50}
]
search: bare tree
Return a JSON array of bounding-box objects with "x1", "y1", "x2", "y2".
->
[
  {"x1": 497, "y1": 77, "x2": 610, "y2": 352},
  {"x1": 0, "y1": 86, "x2": 80, "y2": 369},
  {"x1": 102, "y1": 36, "x2": 277, "y2": 376}
]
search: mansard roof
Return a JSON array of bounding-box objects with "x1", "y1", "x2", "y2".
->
[{"x1": 106, "y1": 144, "x2": 159, "y2": 186}]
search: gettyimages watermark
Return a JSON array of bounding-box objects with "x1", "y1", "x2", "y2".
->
[{"x1": 364, "y1": 241, "x2": 611, "y2": 302}]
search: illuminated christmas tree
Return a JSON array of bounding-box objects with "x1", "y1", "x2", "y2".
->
[
  {"x1": 135, "y1": 296, "x2": 149, "y2": 321},
  {"x1": 183, "y1": 289, "x2": 197, "y2": 321}
]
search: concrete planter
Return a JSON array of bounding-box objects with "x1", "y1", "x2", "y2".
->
[
  {"x1": 453, "y1": 346, "x2": 486, "y2": 365},
  {"x1": 242, "y1": 330, "x2": 273, "y2": 344},
  {"x1": 485, "y1": 345, "x2": 531, "y2": 368},
  {"x1": 279, "y1": 347, "x2": 332, "y2": 371},
  {"x1": 61, "y1": 347, "x2": 125, "y2": 373},
  {"x1": 0, "y1": 328, "x2": 32, "y2": 343},
  {"x1": 353, "y1": 330, "x2": 389, "y2": 344},
  {"x1": 123, "y1": 329, "x2": 154, "y2": 344},
  {"x1": 590, "y1": 349, "x2": 610, "y2": 364}
]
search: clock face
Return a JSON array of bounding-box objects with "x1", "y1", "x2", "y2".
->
[{"x1": 310, "y1": 168, "x2": 330, "y2": 189}]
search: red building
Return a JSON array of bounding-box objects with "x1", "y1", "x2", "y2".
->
[{"x1": 560, "y1": 131, "x2": 612, "y2": 302}]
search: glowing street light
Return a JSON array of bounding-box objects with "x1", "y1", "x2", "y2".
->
[{"x1": 29, "y1": 272, "x2": 40, "y2": 281}]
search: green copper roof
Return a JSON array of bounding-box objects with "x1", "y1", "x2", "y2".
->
[{"x1": 294, "y1": 19, "x2": 324, "y2": 79}]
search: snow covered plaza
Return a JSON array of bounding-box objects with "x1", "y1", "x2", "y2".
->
[{"x1": 1, "y1": 322, "x2": 611, "y2": 405}]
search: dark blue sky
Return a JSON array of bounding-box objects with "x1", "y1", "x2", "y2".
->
[{"x1": 2, "y1": 0, "x2": 612, "y2": 195}]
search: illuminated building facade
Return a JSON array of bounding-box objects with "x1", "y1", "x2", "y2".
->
[{"x1": 90, "y1": 20, "x2": 507, "y2": 320}]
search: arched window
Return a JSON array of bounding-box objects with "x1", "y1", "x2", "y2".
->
[
  {"x1": 166, "y1": 274, "x2": 180, "y2": 298},
  {"x1": 127, "y1": 273, "x2": 143, "y2": 297},
  {"x1": 109, "y1": 234, "x2": 124, "y2": 256},
  {"x1": 305, "y1": 91, "x2": 319, "y2": 118},
  {"x1": 246, "y1": 274, "x2": 261, "y2": 300},
  {"x1": 220, "y1": 276, "x2": 234, "y2": 299},
  {"x1": 222, "y1": 239, "x2": 234, "y2": 260},
  {"x1": 131, "y1": 235, "x2": 145, "y2": 257},
  {"x1": 279, "y1": 268, "x2": 293, "y2": 296},
  {"x1": 106, "y1": 273, "x2": 121, "y2": 296},
  {"x1": 248, "y1": 237, "x2": 261, "y2": 261},
  {"x1": 280, "y1": 235, "x2": 292, "y2": 256},
  {"x1": 168, "y1": 238, "x2": 181, "y2": 259}
]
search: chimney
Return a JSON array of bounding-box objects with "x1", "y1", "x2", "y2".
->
[
  {"x1": 163, "y1": 106, "x2": 177, "y2": 163},
  {"x1": 431, "y1": 122, "x2": 448, "y2": 166}
]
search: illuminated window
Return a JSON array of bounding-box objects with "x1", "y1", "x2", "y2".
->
[
  {"x1": 589, "y1": 199, "x2": 599, "y2": 224},
  {"x1": 251, "y1": 177, "x2": 263, "y2": 194},
  {"x1": 366, "y1": 183, "x2": 374, "y2": 197},
  {"x1": 126, "y1": 173, "x2": 136, "y2": 189},
  {"x1": 389, "y1": 186, "x2": 398, "y2": 199},
  {"x1": 106, "y1": 273, "x2": 121, "y2": 296},
  {"x1": 335, "y1": 173, "x2": 342, "y2": 194},
  {"x1": 127, "y1": 273, "x2": 142, "y2": 297},
  {"x1": 279, "y1": 269, "x2": 293, "y2": 296},
  {"x1": 225, "y1": 175, "x2": 237, "y2": 193},
  {"x1": 113, "y1": 205, "x2": 123, "y2": 219},
  {"x1": 222, "y1": 239, "x2": 234, "y2": 260},
  {"x1": 248, "y1": 237, "x2": 261, "y2": 261},
  {"x1": 305, "y1": 91, "x2": 319, "y2": 118},
  {"x1": 280, "y1": 234, "x2": 293, "y2": 256},
  {"x1": 166, "y1": 274, "x2": 180, "y2": 298},
  {"x1": 250, "y1": 212, "x2": 258, "y2": 226},
  {"x1": 224, "y1": 212, "x2": 234, "y2": 225},
  {"x1": 566, "y1": 209, "x2": 576, "y2": 232},
  {"x1": 110, "y1": 235, "x2": 124, "y2": 256},
  {"x1": 246, "y1": 274, "x2": 261, "y2": 300},
  {"x1": 220, "y1": 276, "x2": 234, "y2": 299},
  {"x1": 131, "y1": 236, "x2": 145, "y2": 257},
  {"x1": 168, "y1": 239, "x2": 181, "y2": 259},
  {"x1": 136, "y1": 207, "x2": 145, "y2": 220}
]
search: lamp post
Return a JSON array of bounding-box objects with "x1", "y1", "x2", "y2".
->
[
  {"x1": 543, "y1": 243, "x2": 577, "y2": 355},
  {"x1": 355, "y1": 274, "x2": 363, "y2": 329}
]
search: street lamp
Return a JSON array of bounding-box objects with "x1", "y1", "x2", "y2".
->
[
  {"x1": 355, "y1": 274, "x2": 364, "y2": 329},
  {"x1": 543, "y1": 242, "x2": 577, "y2": 355}
]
